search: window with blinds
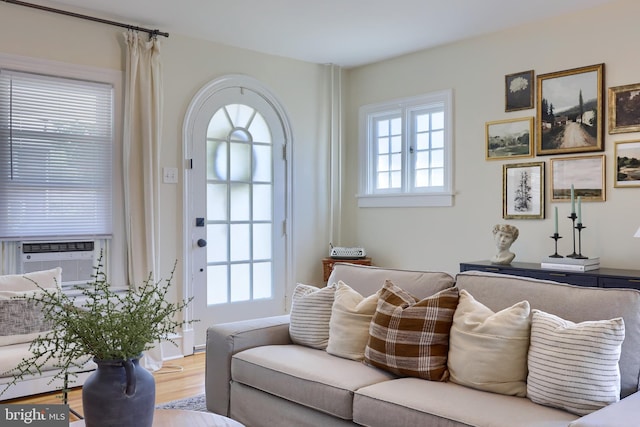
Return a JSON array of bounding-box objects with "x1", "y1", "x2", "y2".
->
[{"x1": 0, "y1": 69, "x2": 113, "y2": 240}]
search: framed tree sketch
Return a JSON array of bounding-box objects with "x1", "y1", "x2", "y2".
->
[
  {"x1": 536, "y1": 64, "x2": 604, "y2": 155},
  {"x1": 502, "y1": 162, "x2": 544, "y2": 219},
  {"x1": 608, "y1": 83, "x2": 640, "y2": 134},
  {"x1": 550, "y1": 155, "x2": 606, "y2": 202},
  {"x1": 614, "y1": 140, "x2": 640, "y2": 187},
  {"x1": 486, "y1": 117, "x2": 534, "y2": 160},
  {"x1": 505, "y1": 70, "x2": 534, "y2": 112}
]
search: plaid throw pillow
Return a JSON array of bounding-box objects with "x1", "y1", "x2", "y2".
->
[{"x1": 364, "y1": 280, "x2": 459, "y2": 381}]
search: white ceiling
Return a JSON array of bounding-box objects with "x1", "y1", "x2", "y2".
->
[{"x1": 22, "y1": 0, "x2": 617, "y2": 68}]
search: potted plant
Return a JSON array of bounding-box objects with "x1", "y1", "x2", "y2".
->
[{"x1": 2, "y1": 254, "x2": 192, "y2": 427}]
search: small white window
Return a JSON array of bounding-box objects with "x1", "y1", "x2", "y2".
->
[
  {"x1": 358, "y1": 90, "x2": 454, "y2": 207},
  {"x1": 0, "y1": 69, "x2": 113, "y2": 239}
]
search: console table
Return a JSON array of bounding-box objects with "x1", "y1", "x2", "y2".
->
[{"x1": 459, "y1": 260, "x2": 640, "y2": 290}]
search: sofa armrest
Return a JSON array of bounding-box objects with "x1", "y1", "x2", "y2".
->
[
  {"x1": 205, "y1": 314, "x2": 291, "y2": 416},
  {"x1": 569, "y1": 392, "x2": 640, "y2": 427}
]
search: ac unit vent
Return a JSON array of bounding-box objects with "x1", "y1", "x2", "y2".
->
[
  {"x1": 22, "y1": 241, "x2": 94, "y2": 254},
  {"x1": 19, "y1": 241, "x2": 96, "y2": 288}
]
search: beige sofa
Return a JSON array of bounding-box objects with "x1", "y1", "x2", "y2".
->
[{"x1": 205, "y1": 264, "x2": 640, "y2": 427}]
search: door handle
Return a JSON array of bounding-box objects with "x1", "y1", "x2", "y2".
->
[{"x1": 197, "y1": 239, "x2": 207, "y2": 247}]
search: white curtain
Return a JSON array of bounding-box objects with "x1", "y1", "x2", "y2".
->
[{"x1": 122, "y1": 31, "x2": 163, "y2": 371}]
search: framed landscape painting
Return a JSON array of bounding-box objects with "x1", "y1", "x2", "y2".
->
[
  {"x1": 505, "y1": 70, "x2": 534, "y2": 112},
  {"x1": 536, "y1": 64, "x2": 604, "y2": 155},
  {"x1": 614, "y1": 140, "x2": 640, "y2": 187},
  {"x1": 608, "y1": 83, "x2": 640, "y2": 134},
  {"x1": 502, "y1": 161, "x2": 544, "y2": 219},
  {"x1": 550, "y1": 155, "x2": 606, "y2": 202},
  {"x1": 486, "y1": 117, "x2": 533, "y2": 160}
]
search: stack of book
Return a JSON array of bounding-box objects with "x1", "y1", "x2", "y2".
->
[{"x1": 540, "y1": 257, "x2": 600, "y2": 272}]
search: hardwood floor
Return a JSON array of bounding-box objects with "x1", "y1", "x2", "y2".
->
[{"x1": 2, "y1": 352, "x2": 206, "y2": 422}]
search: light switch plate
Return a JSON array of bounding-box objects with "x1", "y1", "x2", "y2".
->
[{"x1": 163, "y1": 167, "x2": 178, "y2": 184}]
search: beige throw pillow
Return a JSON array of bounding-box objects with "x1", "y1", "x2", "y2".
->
[
  {"x1": 364, "y1": 280, "x2": 459, "y2": 381},
  {"x1": 289, "y1": 283, "x2": 336, "y2": 349},
  {"x1": 326, "y1": 281, "x2": 379, "y2": 361},
  {"x1": 447, "y1": 289, "x2": 531, "y2": 397},
  {"x1": 527, "y1": 309, "x2": 625, "y2": 416}
]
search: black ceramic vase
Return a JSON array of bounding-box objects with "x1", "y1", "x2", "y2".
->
[{"x1": 82, "y1": 357, "x2": 156, "y2": 427}]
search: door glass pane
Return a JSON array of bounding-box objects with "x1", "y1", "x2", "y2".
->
[
  {"x1": 207, "y1": 108, "x2": 232, "y2": 140},
  {"x1": 207, "y1": 265, "x2": 228, "y2": 305},
  {"x1": 229, "y1": 142, "x2": 251, "y2": 181},
  {"x1": 212, "y1": 141, "x2": 228, "y2": 181},
  {"x1": 230, "y1": 183, "x2": 250, "y2": 221},
  {"x1": 416, "y1": 114, "x2": 430, "y2": 132},
  {"x1": 253, "y1": 223, "x2": 271, "y2": 260},
  {"x1": 207, "y1": 183, "x2": 227, "y2": 221},
  {"x1": 253, "y1": 184, "x2": 271, "y2": 221},
  {"x1": 230, "y1": 263, "x2": 250, "y2": 302},
  {"x1": 248, "y1": 112, "x2": 271, "y2": 144},
  {"x1": 416, "y1": 169, "x2": 428, "y2": 187},
  {"x1": 207, "y1": 224, "x2": 227, "y2": 263},
  {"x1": 227, "y1": 104, "x2": 254, "y2": 128},
  {"x1": 253, "y1": 262, "x2": 272, "y2": 299},
  {"x1": 230, "y1": 224, "x2": 250, "y2": 261},
  {"x1": 253, "y1": 145, "x2": 271, "y2": 182}
]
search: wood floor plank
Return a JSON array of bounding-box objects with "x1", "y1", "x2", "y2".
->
[{"x1": 2, "y1": 352, "x2": 206, "y2": 421}]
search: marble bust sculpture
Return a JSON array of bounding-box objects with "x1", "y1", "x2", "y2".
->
[{"x1": 491, "y1": 224, "x2": 519, "y2": 265}]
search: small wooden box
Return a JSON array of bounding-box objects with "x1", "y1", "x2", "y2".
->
[{"x1": 322, "y1": 257, "x2": 372, "y2": 282}]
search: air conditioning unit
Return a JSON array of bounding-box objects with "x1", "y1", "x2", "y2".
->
[{"x1": 18, "y1": 241, "x2": 96, "y2": 288}]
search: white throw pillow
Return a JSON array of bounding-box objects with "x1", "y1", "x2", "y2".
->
[
  {"x1": 527, "y1": 309, "x2": 625, "y2": 416},
  {"x1": 0, "y1": 267, "x2": 62, "y2": 346},
  {"x1": 326, "y1": 281, "x2": 379, "y2": 361},
  {"x1": 289, "y1": 283, "x2": 336, "y2": 349},
  {"x1": 447, "y1": 289, "x2": 531, "y2": 396}
]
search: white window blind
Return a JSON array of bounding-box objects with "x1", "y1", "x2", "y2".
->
[{"x1": 0, "y1": 69, "x2": 113, "y2": 240}]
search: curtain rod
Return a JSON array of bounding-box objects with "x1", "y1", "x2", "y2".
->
[{"x1": 2, "y1": 0, "x2": 169, "y2": 38}]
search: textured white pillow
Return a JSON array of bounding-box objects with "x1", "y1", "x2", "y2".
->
[
  {"x1": 0, "y1": 268, "x2": 61, "y2": 346},
  {"x1": 326, "y1": 281, "x2": 379, "y2": 360},
  {"x1": 527, "y1": 309, "x2": 625, "y2": 415},
  {"x1": 289, "y1": 283, "x2": 336, "y2": 349},
  {"x1": 447, "y1": 289, "x2": 531, "y2": 396}
]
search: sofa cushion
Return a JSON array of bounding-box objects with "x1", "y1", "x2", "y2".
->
[
  {"x1": 455, "y1": 271, "x2": 640, "y2": 399},
  {"x1": 231, "y1": 344, "x2": 395, "y2": 420},
  {"x1": 327, "y1": 281, "x2": 379, "y2": 361},
  {"x1": 327, "y1": 263, "x2": 455, "y2": 299},
  {"x1": 289, "y1": 283, "x2": 336, "y2": 349},
  {"x1": 448, "y1": 289, "x2": 530, "y2": 397},
  {"x1": 0, "y1": 268, "x2": 61, "y2": 296},
  {"x1": 364, "y1": 281, "x2": 458, "y2": 381},
  {"x1": 527, "y1": 309, "x2": 625, "y2": 416},
  {"x1": 354, "y1": 378, "x2": 578, "y2": 427}
]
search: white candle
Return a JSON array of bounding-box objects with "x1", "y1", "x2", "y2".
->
[
  {"x1": 577, "y1": 196, "x2": 582, "y2": 224},
  {"x1": 570, "y1": 184, "x2": 575, "y2": 214},
  {"x1": 554, "y1": 207, "x2": 558, "y2": 234}
]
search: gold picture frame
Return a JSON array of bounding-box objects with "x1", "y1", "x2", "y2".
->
[
  {"x1": 502, "y1": 161, "x2": 545, "y2": 219},
  {"x1": 614, "y1": 140, "x2": 640, "y2": 188},
  {"x1": 608, "y1": 83, "x2": 640, "y2": 134},
  {"x1": 550, "y1": 155, "x2": 606, "y2": 202},
  {"x1": 486, "y1": 117, "x2": 534, "y2": 160},
  {"x1": 536, "y1": 64, "x2": 604, "y2": 155}
]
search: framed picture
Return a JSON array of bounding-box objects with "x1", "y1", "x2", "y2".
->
[
  {"x1": 502, "y1": 161, "x2": 544, "y2": 219},
  {"x1": 614, "y1": 140, "x2": 640, "y2": 187},
  {"x1": 536, "y1": 64, "x2": 604, "y2": 155},
  {"x1": 608, "y1": 83, "x2": 640, "y2": 134},
  {"x1": 550, "y1": 155, "x2": 606, "y2": 202},
  {"x1": 505, "y1": 70, "x2": 534, "y2": 112},
  {"x1": 486, "y1": 117, "x2": 534, "y2": 160}
]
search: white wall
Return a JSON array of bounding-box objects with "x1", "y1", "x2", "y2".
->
[
  {"x1": 0, "y1": 4, "x2": 334, "y2": 302},
  {"x1": 343, "y1": 0, "x2": 640, "y2": 274}
]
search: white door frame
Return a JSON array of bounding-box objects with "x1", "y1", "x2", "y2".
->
[{"x1": 181, "y1": 74, "x2": 294, "y2": 353}]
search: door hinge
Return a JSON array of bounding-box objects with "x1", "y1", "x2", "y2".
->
[
  {"x1": 282, "y1": 144, "x2": 287, "y2": 161},
  {"x1": 187, "y1": 158, "x2": 193, "y2": 169},
  {"x1": 282, "y1": 219, "x2": 287, "y2": 236}
]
